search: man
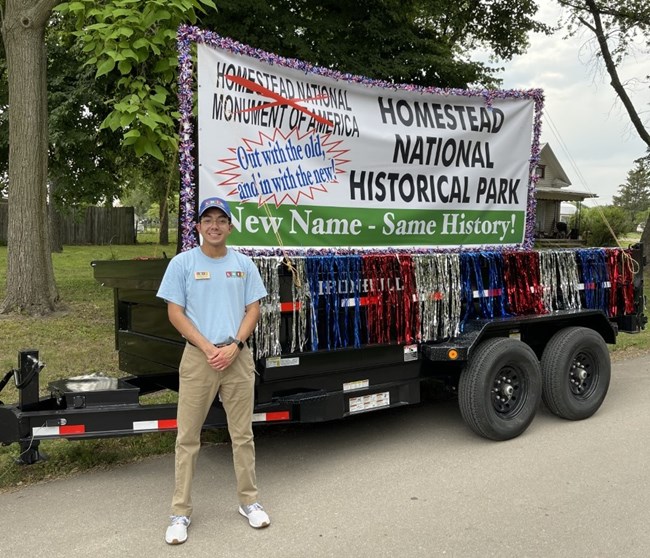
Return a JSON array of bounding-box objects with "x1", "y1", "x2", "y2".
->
[{"x1": 157, "y1": 197, "x2": 270, "y2": 545}]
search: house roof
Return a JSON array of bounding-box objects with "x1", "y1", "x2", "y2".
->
[
  {"x1": 539, "y1": 143, "x2": 571, "y2": 186},
  {"x1": 534, "y1": 143, "x2": 596, "y2": 201},
  {"x1": 535, "y1": 185, "x2": 596, "y2": 201}
]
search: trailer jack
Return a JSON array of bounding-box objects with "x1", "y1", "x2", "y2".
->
[
  {"x1": 16, "y1": 439, "x2": 47, "y2": 466},
  {"x1": 11, "y1": 350, "x2": 48, "y2": 465}
]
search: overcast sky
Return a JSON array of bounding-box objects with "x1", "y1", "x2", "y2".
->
[{"x1": 485, "y1": 0, "x2": 649, "y2": 205}]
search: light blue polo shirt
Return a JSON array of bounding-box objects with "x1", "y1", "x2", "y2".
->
[{"x1": 157, "y1": 247, "x2": 268, "y2": 344}]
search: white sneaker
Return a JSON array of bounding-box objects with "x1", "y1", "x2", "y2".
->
[
  {"x1": 165, "y1": 515, "x2": 190, "y2": 544},
  {"x1": 238, "y1": 502, "x2": 270, "y2": 528}
]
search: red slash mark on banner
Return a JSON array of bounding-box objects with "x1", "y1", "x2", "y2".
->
[{"x1": 225, "y1": 74, "x2": 334, "y2": 128}]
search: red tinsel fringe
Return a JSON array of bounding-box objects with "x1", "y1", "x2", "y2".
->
[
  {"x1": 362, "y1": 254, "x2": 418, "y2": 344},
  {"x1": 503, "y1": 251, "x2": 546, "y2": 315},
  {"x1": 606, "y1": 248, "x2": 635, "y2": 316}
]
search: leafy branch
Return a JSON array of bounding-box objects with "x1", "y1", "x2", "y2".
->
[{"x1": 55, "y1": 0, "x2": 215, "y2": 161}]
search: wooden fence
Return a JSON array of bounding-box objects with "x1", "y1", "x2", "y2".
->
[{"x1": 0, "y1": 203, "x2": 136, "y2": 245}]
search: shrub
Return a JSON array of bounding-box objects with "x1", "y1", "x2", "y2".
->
[{"x1": 572, "y1": 205, "x2": 633, "y2": 247}]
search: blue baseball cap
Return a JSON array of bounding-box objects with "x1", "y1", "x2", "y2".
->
[{"x1": 198, "y1": 197, "x2": 232, "y2": 220}]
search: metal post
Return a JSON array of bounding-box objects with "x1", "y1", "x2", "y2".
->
[
  {"x1": 17, "y1": 349, "x2": 41, "y2": 411},
  {"x1": 16, "y1": 349, "x2": 46, "y2": 465}
]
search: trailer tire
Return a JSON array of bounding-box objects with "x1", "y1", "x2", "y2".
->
[
  {"x1": 541, "y1": 327, "x2": 610, "y2": 420},
  {"x1": 458, "y1": 337, "x2": 542, "y2": 441}
]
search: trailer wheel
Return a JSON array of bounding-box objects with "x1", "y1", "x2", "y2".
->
[
  {"x1": 541, "y1": 327, "x2": 610, "y2": 420},
  {"x1": 458, "y1": 337, "x2": 542, "y2": 441}
]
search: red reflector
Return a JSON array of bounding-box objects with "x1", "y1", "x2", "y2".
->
[
  {"x1": 158, "y1": 419, "x2": 177, "y2": 429},
  {"x1": 265, "y1": 411, "x2": 290, "y2": 421},
  {"x1": 60, "y1": 424, "x2": 86, "y2": 435}
]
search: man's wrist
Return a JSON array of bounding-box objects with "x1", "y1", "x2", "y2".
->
[{"x1": 233, "y1": 338, "x2": 245, "y2": 350}]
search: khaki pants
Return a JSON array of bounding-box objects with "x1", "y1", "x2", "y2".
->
[{"x1": 171, "y1": 343, "x2": 258, "y2": 517}]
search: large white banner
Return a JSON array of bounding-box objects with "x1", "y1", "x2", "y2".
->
[{"x1": 197, "y1": 43, "x2": 535, "y2": 248}]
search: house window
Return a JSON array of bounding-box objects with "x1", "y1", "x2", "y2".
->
[{"x1": 534, "y1": 165, "x2": 546, "y2": 179}]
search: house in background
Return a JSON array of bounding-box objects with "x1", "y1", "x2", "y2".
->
[{"x1": 533, "y1": 143, "x2": 596, "y2": 243}]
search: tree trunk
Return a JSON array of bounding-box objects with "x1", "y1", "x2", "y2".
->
[
  {"x1": 583, "y1": 0, "x2": 650, "y2": 150},
  {"x1": 158, "y1": 155, "x2": 178, "y2": 246},
  {"x1": 159, "y1": 195, "x2": 169, "y2": 246},
  {"x1": 0, "y1": 0, "x2": 61, "y2": 314}
]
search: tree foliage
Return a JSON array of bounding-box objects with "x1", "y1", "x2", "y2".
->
[
  {"x1": 612, "y1": 157, "x2": 650, "y2": 222},
  {"x1": 202, "y1": 0, "x2": 549, "y2": 89},
  {"x1": 56, "y1": 0, "x2": 216, "y2": 161},
  {"x1": 0, "y1": 12, "x2": 127, "y2": 206},
  {"x1": 574, "y1": 204, "x2": 633, "y2": 245},
  {"x1": 557, "y1": 0, "x2": 650, "y2": 149},
  {"x1": 47, "y1": 19, "x2": 128, "y2": 207}
]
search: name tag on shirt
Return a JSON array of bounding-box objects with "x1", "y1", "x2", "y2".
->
[{"x1": 194, "y1": 271, "x2": 210, "y2": 280}]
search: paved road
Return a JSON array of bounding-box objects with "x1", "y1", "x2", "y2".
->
[{"x1": 1, "y1": 354, "x2": 649, "y2": 558}]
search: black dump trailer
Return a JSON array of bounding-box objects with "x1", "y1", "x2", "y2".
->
[{"x1": 0, "y1": 244, "x2": 645, "y2": 464}]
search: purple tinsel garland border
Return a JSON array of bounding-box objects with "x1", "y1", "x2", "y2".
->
[{"x1": 176, "y1": 25, "x2": 544, "y2": 255}]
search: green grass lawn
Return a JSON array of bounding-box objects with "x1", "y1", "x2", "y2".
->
[
  {"x1": 0, "y1": 240, "x2": 182, "y2": 491},
  {"x1": 0, "y1": 240, "x2": 648, "y2": 491}
]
